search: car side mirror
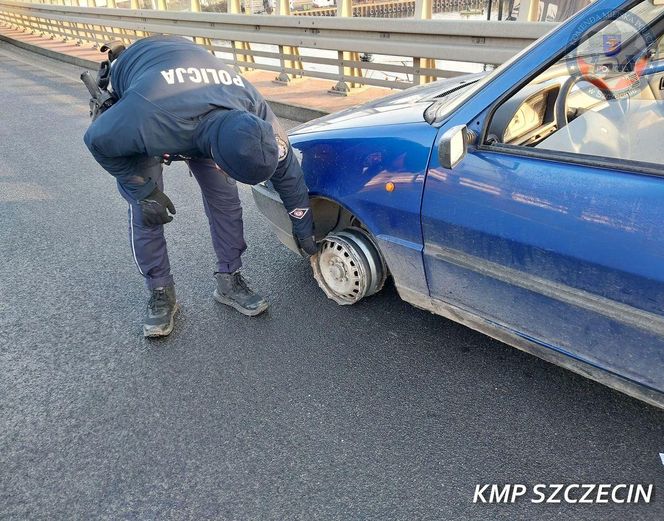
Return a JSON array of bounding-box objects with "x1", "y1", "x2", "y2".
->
[{"x1": 438, "y1": 125, "x2": 475, "y2": 169}]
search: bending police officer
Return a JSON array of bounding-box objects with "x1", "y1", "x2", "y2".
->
[{"x1": 84, "y1": 36, "x2": 317, "y2": 337}]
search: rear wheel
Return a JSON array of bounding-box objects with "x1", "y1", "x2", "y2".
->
[{"x1": 310, "y1": 228, "x2": 387, "y2": 305}]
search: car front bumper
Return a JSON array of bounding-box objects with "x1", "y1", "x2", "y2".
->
[{"x1": 251, "y1": 182, "x2": 301, "y2": 255}]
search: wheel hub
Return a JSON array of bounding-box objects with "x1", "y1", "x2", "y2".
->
[
  {"x1": 311, "y1": 228, "x2": 387, "y2": 305},
  {"x1": 328, "y1": 260, "x2": 347, "y2": 282}
]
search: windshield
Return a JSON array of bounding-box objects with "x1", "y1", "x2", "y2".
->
[
  {"x1": 481, "y1": 0, "x2": 663, "y2": 167},
  {"x1": 424, "y1": 24, "x2": 556, "y2": 126},
  {"x1": 425, "y1": 0, "x2": 660, "y2": 125}
]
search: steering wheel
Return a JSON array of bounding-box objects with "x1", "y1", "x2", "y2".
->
[{"x1": 555, "y1": 74, "x2": 616, "y2": 129}]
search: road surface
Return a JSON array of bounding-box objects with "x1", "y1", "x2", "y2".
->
[{"x1": 1, "y1": 41, "x2": 663, "y2": 520}]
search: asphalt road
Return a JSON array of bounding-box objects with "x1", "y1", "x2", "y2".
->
[{"x1": 1, "y1": 41, "x2": 663, "y2": 521}]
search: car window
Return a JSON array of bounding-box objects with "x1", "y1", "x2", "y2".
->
[{"x1": 484, "y1": 0, "x2": 664, "y2": 167}]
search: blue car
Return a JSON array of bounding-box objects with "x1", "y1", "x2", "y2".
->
[{"x1": 253, "y1": 0, "x2": 664, "y2": 408}]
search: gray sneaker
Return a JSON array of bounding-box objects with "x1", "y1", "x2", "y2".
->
[
  {"x1": 213, "y1": 271, "x2": 269, "y2": 316},
  {"x1": 143, "y1": 285, "x2": 179, "y2": 338}
]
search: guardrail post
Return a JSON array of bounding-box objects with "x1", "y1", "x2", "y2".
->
[
  {"x1": 414, "y1": 0, "x2": 436, "y2": 85},
  {"x1": 82, "y1": 0, "x2": 105, "y2": 48},
  {"x1": 104, "y1": 0, "x2": 132, "y2": 46},
  {"x1": 72, "y1": 0, "x2": 96, "y2": 45},
  {"x1": 42, "y1": 0, "x2": 63, "y2": 41},
  {"x1": 228, "y1": 0, "x2": 255, "y2": 71},
  {"x1": 19, "y1": 0, "x2": 39, "y2": 35},
  {"x1": 518, "y1": 0, "x2": 538, "y2": 21},
  {"x1": 67, "y1": 0, "x2": 87, "y2": 46},
  {"x1": 21, "y1": 1, "x2": 41, "y2": 36},
  {"x1": 129, "y1": 0, "x2": 145, "y2": 38},
  {"x1": 55, "y1": 0, "x2": 78, "y2": 43},
  {"x1": 40, "y1": 0, "x2": 61, "y2": 40},
  {"x1": 2, "y1": 0, "x2": 21, "y2": 32},
  {"x1": 190, "y1": 0, "x2": 213, "y2": 49},
  {"x1": 329, "y1": 0, "x2": 363, "y2": 95},
  {"x1": 273, "y1": 0, "x2": 303, "y2": 84}
]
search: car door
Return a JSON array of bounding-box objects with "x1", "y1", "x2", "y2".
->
[{"x1": 420, "y1": 0, "x2": 664, "y2": 394}]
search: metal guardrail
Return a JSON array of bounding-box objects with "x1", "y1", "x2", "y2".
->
[
  {"x1": 0, "y1": 0, "x2": 556, "y2": 91},
  {"x1": 299, "y1": 0, "x2": 485, "y2": 18},
  {"x1": 299, "y1": 1, "x2": 417, "y2": 17}
]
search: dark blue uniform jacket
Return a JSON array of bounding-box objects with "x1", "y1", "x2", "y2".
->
[{"x1": 84, "y1": 35, "x2": 313, "y2": 239}]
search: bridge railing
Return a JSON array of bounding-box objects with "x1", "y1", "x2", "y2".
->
[
  {"x1": 297, "y1": 0, "x2": 485, "y2": 18},
  {"x1": 0, "y1": 0, "x2": 556, "y2": 93}
]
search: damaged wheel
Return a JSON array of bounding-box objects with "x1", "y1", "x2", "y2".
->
[{"x1": 311, "y1": 228, "x2": 387, "y2": 305}]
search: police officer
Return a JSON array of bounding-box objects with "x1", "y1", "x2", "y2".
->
[{"x1": 84, "y1": 35, "x2": 317, "y2": 338}]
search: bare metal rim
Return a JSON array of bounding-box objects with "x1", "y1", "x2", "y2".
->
[{"x1": 311, "y1": 227, "x2": 386, "y2": 305}]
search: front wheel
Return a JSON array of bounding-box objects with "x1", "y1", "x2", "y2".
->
[{"x1": 310, "y1": 228, "x2": 387, "y2": 305}]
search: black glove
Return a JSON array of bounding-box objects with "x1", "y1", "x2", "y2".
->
[
  {"x1": 296, "y1": 235, "x2": 318, "y2": 257},
  {"x1": 138, "y1": 187, "x2": 176, "y2": 226}
]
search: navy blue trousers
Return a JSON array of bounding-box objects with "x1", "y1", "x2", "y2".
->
[{"x1": 118, "y1": 158, "x2": 246, "y2": 289}]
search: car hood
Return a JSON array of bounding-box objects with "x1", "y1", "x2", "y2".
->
[{"x1": 289, "y1": 73, "x2": 486, "y2": 135}]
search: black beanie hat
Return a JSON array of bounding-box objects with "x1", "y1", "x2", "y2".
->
[{"x1": 209, "y1": 110, "x2": 279, "y2": 185}]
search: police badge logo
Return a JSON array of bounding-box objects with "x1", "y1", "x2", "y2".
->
[
  {"x1": 289, "y1": 208, "x2": 309, "y2": 219},
  {"x1": 276, "y1": 136, "x2": 288, "y2": 162},
  {"x1": 602, "y1": 35, "x2": 622, "y2": 56},
  {"x1": 565, "y1": 8, "x2": 654, "y2": 100}
]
